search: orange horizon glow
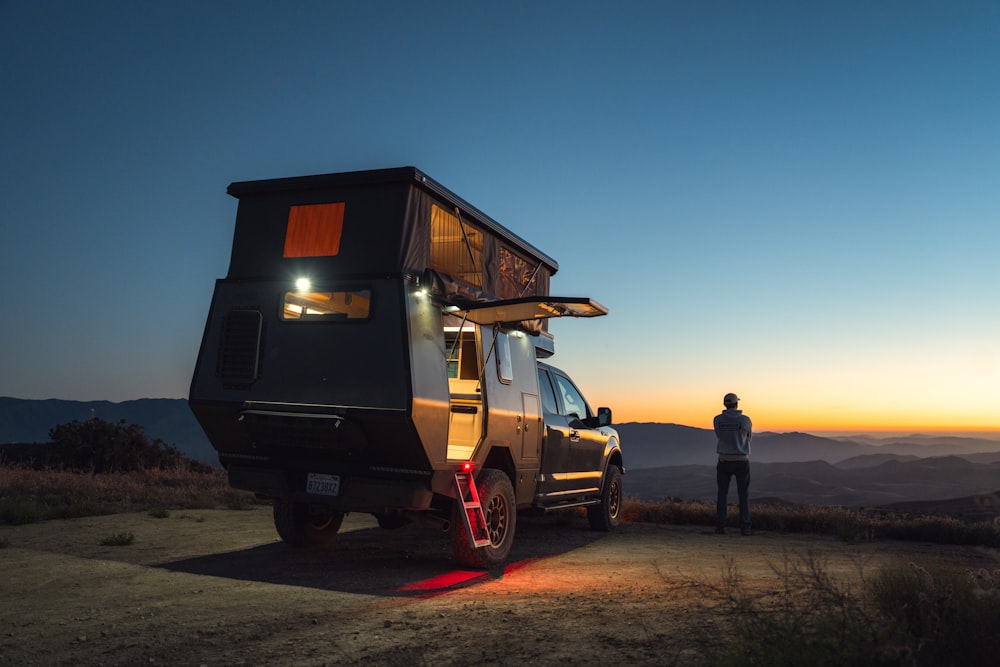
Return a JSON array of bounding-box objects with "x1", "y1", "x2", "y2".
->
[
  {"x1": 618, "y1": 415, "x2": 1000, "y2": 438},
  {"x1": 586, "y1": 390, "x2": 999, "y2": 439}
]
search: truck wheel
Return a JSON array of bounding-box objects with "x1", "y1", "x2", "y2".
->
[
  {"x1": 273, "y1": 499, "x2": 344, "y2": 547},
  {"x1": 587, "y1": 466, "x2": 623, "y2": 531},
  {"x1": 450, "y1": 468, "x2": 516, "y2": 569}
]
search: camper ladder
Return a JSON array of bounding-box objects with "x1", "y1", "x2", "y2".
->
[{"x1": 454, "y1": 471, "x2": 491, "y2": 548}]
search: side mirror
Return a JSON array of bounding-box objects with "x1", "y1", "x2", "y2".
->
[{"x1": 597, "y1": 407, "x2": 612, "y2": 427}]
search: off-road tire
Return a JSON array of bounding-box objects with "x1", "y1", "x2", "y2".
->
[
  {"x1": 450, "y1": 468, "x2": 516, "y2": 569},
  {"x1": 587, "y1": 466, "x2": 623, "y2": 531},
  {"x1": 273, "y1": 499, "x2": 345, "y2": 547}
]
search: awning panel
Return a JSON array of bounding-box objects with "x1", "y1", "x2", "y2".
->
[{"x1": 453, "y1": 296, "x2": 608, "y2": 325}]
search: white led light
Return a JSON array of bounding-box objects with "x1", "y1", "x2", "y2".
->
[{"x1": 295, "y1": 277, "x2": 311, "y2": 292}]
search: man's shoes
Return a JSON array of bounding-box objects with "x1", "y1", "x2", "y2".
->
[
  {"x1": 741, "y1": 528, "x2": 753, "y2": 536},
  {"x1": 714, "y1": 526, "x2": 726, "y2": 535}
]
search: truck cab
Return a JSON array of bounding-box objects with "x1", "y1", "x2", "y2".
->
[{"x1": 189, "y1": 167, "x2": 623, "y2": 568}]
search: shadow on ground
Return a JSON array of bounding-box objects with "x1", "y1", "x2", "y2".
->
[{"x1": 155, "y1": 513, "x2": 609, "y2": 596}]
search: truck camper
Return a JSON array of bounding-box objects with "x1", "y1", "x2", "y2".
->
[{"x1": 189, "y1": 166, "x2": 623, "y2": 568}]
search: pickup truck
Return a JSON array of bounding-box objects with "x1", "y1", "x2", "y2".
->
[{"x1": 189, "y1": 167, "x2": 624, "y2": 568}]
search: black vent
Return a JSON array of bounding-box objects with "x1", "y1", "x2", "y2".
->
[{"x1": 217, "y1": 309, "x2": 263, "y2": 384}]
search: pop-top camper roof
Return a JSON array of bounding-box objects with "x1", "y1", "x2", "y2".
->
[
  {"x1": 226, "y1": 166, "x2": 552, "y2": 295},
  {"x1": 225, "y1": 166, "x2": 605, "y2": 328}
]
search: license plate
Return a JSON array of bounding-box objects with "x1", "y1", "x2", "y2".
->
[{"x1": 306, "y1": 473, "x2": 340, "y2": 496}]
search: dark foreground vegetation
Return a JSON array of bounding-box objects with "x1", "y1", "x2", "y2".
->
[
  {"x1": 3, "y1": 418, "x2": 1000, "y2": 665},
  {"x1": 1, "y1": 416, "x2": 213, "y2": 473},
  {"x1": 688, "y1": 549, "x2": 1000, "y2": 667},
  {"x1": 626, "y1": 497, "x2": 1000, "y2": 548},
  {"x1": 0, "y1": 417, "x2": 258, "y2": 524}
]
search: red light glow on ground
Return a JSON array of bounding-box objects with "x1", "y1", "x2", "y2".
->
[
  {"x1": 394, "y1": 558, "x2": 543, "y2": 597},
  {"x1": 395, "y1": 569, "x2": 491, "y2": 595}
]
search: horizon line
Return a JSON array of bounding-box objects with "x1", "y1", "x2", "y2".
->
[{"x1": 3, "y1": 396, "x2": 998, "y2": 441}]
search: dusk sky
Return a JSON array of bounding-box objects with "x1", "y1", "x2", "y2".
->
[{"x1": 2, "y1": 1, "x2": 998, "y2": 435}]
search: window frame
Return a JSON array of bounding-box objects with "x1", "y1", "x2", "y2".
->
[
  {"x1": 279, "y1": 286, "x2": 374, "y2": 322},
  {"x1": 552, "y1": 371, "x2": 593, "y2": 420}
]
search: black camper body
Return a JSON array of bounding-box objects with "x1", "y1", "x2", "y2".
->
[{"x1": 189, "y1": 167, "x2": 622, "y2": 567}]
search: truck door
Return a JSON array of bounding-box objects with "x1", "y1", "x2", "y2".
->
[{"x1": 536, "y1": 367, "x2": 604, "y2": 498}]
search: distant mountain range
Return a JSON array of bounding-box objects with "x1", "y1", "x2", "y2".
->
[
  {"x1": 614, "y1": 422, "x2": 1000, "y2": 467},
  {"x1": 617, "y1": 422, "x2": 1000, "y2": 510},
  {"x1": 3, "y1": 399, "x2": 999, "y2": 511}
]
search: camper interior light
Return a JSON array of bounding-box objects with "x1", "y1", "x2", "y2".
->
[{"x1": 295, "y1": 277, "x2": 311, "y2": 293}]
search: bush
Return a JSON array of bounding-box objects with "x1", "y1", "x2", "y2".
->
[
  {"x1": 701, "y1": 551, "x2": 883, "y2": 667},
  {"x1": 868, "y1": 561, "x2": 1000, "y2": 665},
  {"x1": 46, "y1": 417, "x2": 197, "y2": 473},
  {"x1": 99, "y1": 531, "x2": 135, "y2": 546},
  {"x1": 694, "y1": 552, "x2": 1000, "y2": 666}
]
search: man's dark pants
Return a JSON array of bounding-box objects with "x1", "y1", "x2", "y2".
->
[{"x1": 716, "y1": 459, "x2": 751, "y2": 530}]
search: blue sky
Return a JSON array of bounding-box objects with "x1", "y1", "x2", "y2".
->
[{"x1": 2, "y1": 1, "x2": 998, "y2": 433}]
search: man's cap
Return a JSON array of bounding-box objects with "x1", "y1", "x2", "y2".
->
[{"x1": 723, "y1": 393, "x2": 740, "y2": 406}]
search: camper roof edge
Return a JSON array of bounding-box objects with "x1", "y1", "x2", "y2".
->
[{"x1": 226, "y1": 166, "x2": 559, "y2": 274}]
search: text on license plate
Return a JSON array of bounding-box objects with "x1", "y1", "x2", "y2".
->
[{"x1": 306, "y1": 473, "x2": 340, "y2": 497}]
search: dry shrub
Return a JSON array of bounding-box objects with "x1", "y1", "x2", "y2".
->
[
  {"x1": 686, "y1": 551, "x2": 1000, "y2": 666},
  {"x1": 0, "y1": 466, "x2": 259, "y2": 524}
]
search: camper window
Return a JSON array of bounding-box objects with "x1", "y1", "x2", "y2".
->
[
  {"x1": 495, "y1": 332, "x2": 513, "y2": 385},
  {"x1": 445, "y1": 330, "x2": 478, "y2": 380},
  {"x1": 283, "y1": 202, "x2": 345, "y2": 258},
  {"x1": 431, "y1": 205, "x2": 484, "y2": 288},
  {"x1": 281, "y1": 289, "x2": 371, "y2": 320}
]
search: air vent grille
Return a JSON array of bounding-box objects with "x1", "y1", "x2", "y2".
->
[{"x1": 217, "y1": 309, "x2": 263, "y2": 384}]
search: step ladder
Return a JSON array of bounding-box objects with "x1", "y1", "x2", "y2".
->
[{"x1": 454, "y1": 471, "x2": 491, "y2": 548}]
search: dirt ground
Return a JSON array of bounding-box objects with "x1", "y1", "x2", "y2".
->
[{"x1": 2, "y1": 507, "x2": 997, "y2": 667}]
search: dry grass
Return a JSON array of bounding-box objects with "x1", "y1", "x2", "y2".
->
[
  {"x1": 0, "y1": 466, "x2": 258, "y2": 524},
  {"x1": 686, "y1": 550, "x2": 1000, "y2": 666},
  {"x1": 622, "y1": 497, "x2": 1000, "y2": 548}
]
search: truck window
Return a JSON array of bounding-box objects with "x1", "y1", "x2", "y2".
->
[
  {"x1": 553, "y1": 373, "x2": 589, "y2": 420},
  {"x1": 537, "y1": 368, "x2": 558, "y2": 415},
  {"x1": 281, "y1": 289, "x2": 371, "y2": 320}
]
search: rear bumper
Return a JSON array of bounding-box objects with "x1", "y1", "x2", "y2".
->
[{"x1": 228, "y1": 465, "x2": 434, "y2": 512}]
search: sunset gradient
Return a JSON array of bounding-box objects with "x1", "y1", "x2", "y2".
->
[{"x1": 1, "y1": 2, "x2": 997, "y2": 438}]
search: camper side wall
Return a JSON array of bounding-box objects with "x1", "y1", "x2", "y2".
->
[{"x1": 473, "y1": 327, "x2": 543, "y2": 506}]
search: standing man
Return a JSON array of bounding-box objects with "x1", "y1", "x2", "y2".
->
[{"x1": 714, "y1": 392, "x2": 752, "y2": 535}]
